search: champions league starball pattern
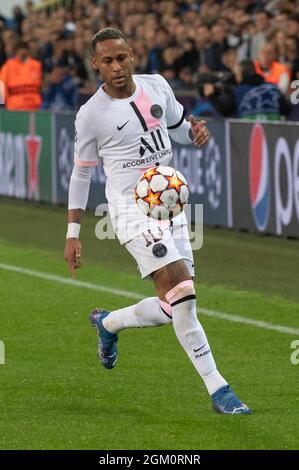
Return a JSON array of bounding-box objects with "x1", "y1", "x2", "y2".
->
[{"x1": 134, "y1": 166, "x2": 189, "y2": 220}]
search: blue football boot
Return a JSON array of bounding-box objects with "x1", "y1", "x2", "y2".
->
[
  {"x1": 211, "y1": 385, "x2": 252, "y2": 414},
  {"x1": 89, "y1": 308, "x2": 118, "y2": 369}
]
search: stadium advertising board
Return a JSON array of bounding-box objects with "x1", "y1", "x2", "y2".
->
[
  {"x1": 172, "y1": 119, "x2": 230, "y2": 226},
  {"x1": 0, "y1": 111, "x2": 53, "y2": 202},
  {"x1": 55, "y1": 113, "x2": 75, "y2": 205},
  {"x1": 229, "y1": 121, "x2": 299, "y2": 237}
]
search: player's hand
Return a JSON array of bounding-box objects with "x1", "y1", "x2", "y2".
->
[
  {"x1": 64, "y1": 238, "x2": 82, "y2": 278},
  {"x1": 189, "y1": 115, "x2": 211, "y2": 147}
]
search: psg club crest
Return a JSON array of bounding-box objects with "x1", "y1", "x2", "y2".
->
[
  {"x1": 150, "y1": 104, "x2": 163, "y2": 119},
  {"x1": 152, "y1": 243, "x2": 168, "y2": 258}
]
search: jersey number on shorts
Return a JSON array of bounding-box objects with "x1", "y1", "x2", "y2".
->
[{"x1": 142, "y1": 228, "x2": 163, "y2": 247}]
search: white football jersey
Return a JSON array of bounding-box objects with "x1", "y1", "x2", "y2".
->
[{"x1": 74, "y1": 74, "x2": 188, "y2": 244}]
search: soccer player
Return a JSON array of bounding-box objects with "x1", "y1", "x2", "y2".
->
[{"x1": 64, "y1": 28, "x2": 252, "y2": 415}]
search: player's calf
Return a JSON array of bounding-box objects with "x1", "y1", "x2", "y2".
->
[{"x1": 163, "y1": 278, "x2": 252, "y2": 413}]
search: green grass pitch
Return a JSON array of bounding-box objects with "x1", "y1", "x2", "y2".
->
[{"x1": 0, "y1": 197, "x2": 298, "y2": 450}]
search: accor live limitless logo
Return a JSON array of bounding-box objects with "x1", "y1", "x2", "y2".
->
[
  {"x1": 248, "y1": 123, "x2": 299, "y2": 235},
  {"x1": 0, "y1": 113, "x2": 42, "y2": 199}
]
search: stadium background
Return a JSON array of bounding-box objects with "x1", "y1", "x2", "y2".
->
[{"x1": 0, "y1": 0, "x2": 299, "y2": 451}]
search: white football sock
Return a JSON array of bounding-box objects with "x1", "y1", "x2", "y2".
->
[
  {"x1": 166, "y1": 281, "x2": 227, "y2": 395},
  {"x1": 102, "y1": 297, "x2": 172, "y2": 333}
]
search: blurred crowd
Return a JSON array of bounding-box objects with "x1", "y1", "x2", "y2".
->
[{"x1": 0, "y1": 0, "x2": 299, "y2": 120}]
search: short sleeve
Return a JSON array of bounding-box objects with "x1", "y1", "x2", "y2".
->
[
  {"x1": 74, "y1": 112, "x2": 99, "y2": 167},
  {"x1": 156, "y1": 74, "x2": 185, "y2": 129}
]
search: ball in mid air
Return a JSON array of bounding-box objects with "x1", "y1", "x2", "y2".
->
[{"x1": 134, "y1": 166, "x2": 189, "y2": 220}]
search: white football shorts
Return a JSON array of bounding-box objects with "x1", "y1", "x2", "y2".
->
[{"x1": 125, "y1": 224, "x2": 194, "y2": 279}]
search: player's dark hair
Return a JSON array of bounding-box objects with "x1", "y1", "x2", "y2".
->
[{"x1": 91, "y1": 28, "x2": 128, "y2": 55}]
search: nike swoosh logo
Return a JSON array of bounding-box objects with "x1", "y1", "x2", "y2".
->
[
  {"x1": 193, "y1": 343, "x2": 206, "y2": 352},
  {"x1": 117, "y1": 120, "x2": 129, "y2": 131}
]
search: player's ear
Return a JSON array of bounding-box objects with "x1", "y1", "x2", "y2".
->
[
  {"x1": 91, "y1": 55, "x2": 98, "y2": 71},
  {"x1": 129, "y1": 48, "x2": 134, "y2": 62}
]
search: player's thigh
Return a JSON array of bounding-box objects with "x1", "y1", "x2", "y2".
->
[
  {"x1": 172, "y1": 224, "x2": 194, "y2": 278},
  {"x1": 152, "y1": 259, "x2": 191, "y2": 300},
  {"x1": 152, "y1": 225, "x2": 195, "y2": 301}
]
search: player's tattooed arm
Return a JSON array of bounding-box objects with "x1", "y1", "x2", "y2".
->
[{"x1": 68, "y1": 208, "x2": 84, "y2": 224}]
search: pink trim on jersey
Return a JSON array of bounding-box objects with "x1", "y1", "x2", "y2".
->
[
  {"x1": 75, "y1": 158, "x2": 98, "y2": 167},
  {"x1": 165, "y1": 280, "x2": 194, "y2": 305},
  {"x1": 134, "y1": 88, "x2": 161, "y2": 129},
  {"x1": 159, "y1": 300, "x2": 172, "y2": 317}
]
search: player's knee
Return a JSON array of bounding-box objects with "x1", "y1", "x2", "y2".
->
[
  {"x1": 165, "y1": 280, "x2": 196, "y2": 307},
  {"x1": 159, "y1": 299, "x2": 172, "y2": 317}
]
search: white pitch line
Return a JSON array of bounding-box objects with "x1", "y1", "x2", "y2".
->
[
  {"x1": 0, "y1": 262, "x2": 298, "y2": 337},
  {"x1": 199, "y1": 308, "x2": 299, "y2": 336}
]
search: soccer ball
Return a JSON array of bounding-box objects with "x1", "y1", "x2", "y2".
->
[{"x1": 134, "y1": 166, "x2": 189, "y2": 220}]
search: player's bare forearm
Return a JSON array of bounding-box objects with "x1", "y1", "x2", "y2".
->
[
  {"x1": 64, "y1": 209, "x2": 83, "y2": 277},
  {"x1": 68, "y1": 208, "x2": 84, "y2": 224}
]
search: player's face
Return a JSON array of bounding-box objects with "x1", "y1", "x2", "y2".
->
[{"x1": 92, "y1": 39, "x2": 134, "y2": 95}]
